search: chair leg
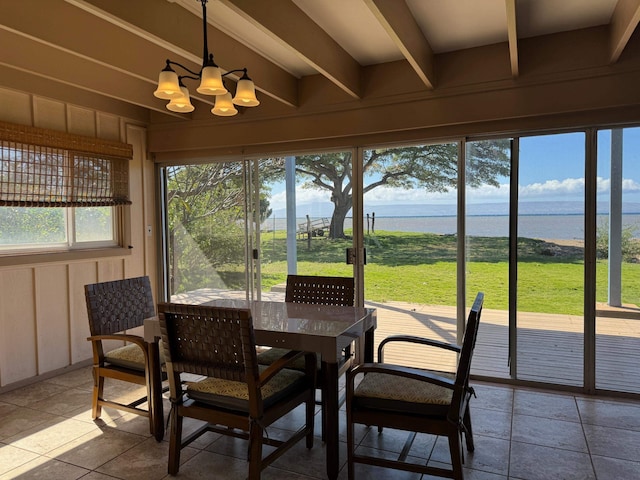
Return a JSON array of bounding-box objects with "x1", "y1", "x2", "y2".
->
[
  {"x1": 448, "y1": 430, "x2": 464, "y2": 480},
  {"x1": 346, "y1": 412, "x2": 355, "y2": 480},
  {"x1": 248, "y1": 420, "x2": 263, "y2": 480},
  {"x1": 306, "y1": 394, "x2": 315, "y2": 449},
  {"x1": 145, "y1": 371, "x2": 155, "y2": 437},
  {"x1": 92, "y1": 369, "x2": 104, "y2": 419},
  {"x1": 463, "y1": 405, "x2": 474, "y2": 452},
  {"x1": 168, "y1": 407, "x2": 183, "y2": 475},
  {"x1": 320, "y1": 387, "x2": 327, "y2": 442}
]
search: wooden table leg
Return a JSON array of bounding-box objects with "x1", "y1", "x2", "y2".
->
[
  {"x1": 364, "y1": 326, "x2": 374, "y2": 363},
  {"x1": 148, "y1": 341, "x2": 164, "y2": 442},
  {"x1": 323, "y1": 360, "x2": 339, "y2": 480}
]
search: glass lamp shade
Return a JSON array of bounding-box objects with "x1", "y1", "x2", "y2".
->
[
  {"x1": 232, "y1": 77, "x2": 260, "y2": 107},
  {"x1": 197, "y1": 65, "x2": 227, "y2": 95},
  {"x1": 153, "y1": 69, "x2": 182, "y2": 99},
  {"x1": 166, "y1": 86, "x2": 195, "y2": 113},
  {"x1": 211, "y1": 92, "x2": 238, "y2": 116}
]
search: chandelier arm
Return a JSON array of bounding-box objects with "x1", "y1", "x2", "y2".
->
[
  {"x1": 179, "y1": 75, "x2": 200, "y2": 83},
  {"x1": 222, "y1": 68, "x2": 247, "y2": 78},
  {"x1": 167, "y1": 61, "x2": 202, "y2": 78}
]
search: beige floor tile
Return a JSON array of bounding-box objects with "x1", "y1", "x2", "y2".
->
[
  {"x1": 591, "y1": 455, "x2": 640, "y2": 480},
  {"x1": 0, "y1": 455, "x2": 89, "y2": 480},
  {"x1": 511, "y1": 413, "x2": 588, "y2": 452},
  {"x1": 577, "y1": 397, "x2": 640, "y2": 431},
  {"x1": 509, "y1": 441, "x2": 595, "y2": 480},
  {"x1": 47, "y1": 427, "x2": 147, "y2": 470},
  {"x1": 514, "y1": 389, "x2": 581, "y2": 422},
  {"x1": 27, "y1": 388, "x2": 93, "y2": 417},
  {"x1": 583, "y1": 423, "x2": 640, "y2": 461},
  {"x1": 4, "y1": 417, "x2": 99, "y2": 455},
  {"x1": 0, "y1": 407, "x2": 59, "y2": 442},
  {"x1": 0, "y1": 444, "x2": 40, "y2": 476},
  {"x1": 96, "y1": 436, "x2": 197, "y2": 480},
  {"x1": 0, "y1": 383, "x2": 67, "y2": 408}
]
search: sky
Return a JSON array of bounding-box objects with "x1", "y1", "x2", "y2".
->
[{"x1": 266, "y1": 127, "x2": 640, "y2": 215}]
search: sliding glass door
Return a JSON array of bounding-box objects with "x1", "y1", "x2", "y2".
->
[
  {"x1": 465, "y1": 138, "x2": 512, "y2": 379},
  {"x1": 360, "y1": 142, "x2": 460, "y2": 371},
  {"x1": 162, "y1": 161, "x2": 253, "y2": 302},
  {"x1": 256, "y1": 151, "x2": 355, "y2": 299},
  {"x1": 516, "y1": 132, "x2": 586, "y2": 386},
  {"x1": 595, "y1": 127, "x2": 640, "y2": 394},
  {"x1": 158, "y1": 126, "x2": 640, "y2": 396}
]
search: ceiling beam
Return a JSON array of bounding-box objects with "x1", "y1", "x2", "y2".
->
[
  {"x1": 221, "y1": 0, "x2": 362, "y2": 99},
  {"x1": 609, "y1": 0, "x2": 640, "y2": 63},
  {"x1": 68, "y1": 0, "x2": 299, "y2": 107},
  {"x1": 0, "y1": 0, "x2": 198, "y2": 116},
  {"x1": 0, "y1": 27, "x2": 186, "y2": 118},
  {"x1": 505, "y1": 0, "x2": 519, "y2": 77},
  {"x1": 364, "y1": 0, "x2": 435, "y2": 89}
]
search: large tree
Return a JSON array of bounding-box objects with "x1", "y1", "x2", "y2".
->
[{"x1": 292, "y1": 141, "x2": 511, "y2": 238}]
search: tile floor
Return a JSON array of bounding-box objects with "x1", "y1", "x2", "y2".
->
[{"x1": 1, "y1": 366, "x2": 640, "y2": 479}]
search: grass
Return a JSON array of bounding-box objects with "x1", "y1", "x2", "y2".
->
[{"x1": 258, "y1": 230, "x2": 640, "y2": 315}]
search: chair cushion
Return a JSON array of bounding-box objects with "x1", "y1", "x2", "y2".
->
[
  {"x1": 105, "y1": 340, "x2": 166, "y2": 371},
  {"x1": 257, "y1": 348, "x2": 310, "y2": 370},
  {"x1": 185, "y1": 365, "x2": 308, "y2": 411},
  {"x1": 353, "y1": 371, "x2": 455, "y2": 415}
]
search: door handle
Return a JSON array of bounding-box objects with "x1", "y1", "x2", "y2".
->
[{"x1": 346, "y1": 248, "x2": 366, "y2": 265}]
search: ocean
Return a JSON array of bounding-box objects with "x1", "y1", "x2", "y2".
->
[{"x1": 262, "y1": 214, "x2": 640, "y2": 241}]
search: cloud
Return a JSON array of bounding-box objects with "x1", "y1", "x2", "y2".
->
[{"x1": 268, "y1": 176, "x2": 640, "y2": 210}]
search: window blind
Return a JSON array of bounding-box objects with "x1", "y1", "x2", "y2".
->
[{"x1": 0, "y1": 121, "x2": 132, "y2": 207}]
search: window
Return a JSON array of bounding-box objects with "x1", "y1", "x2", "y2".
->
[{"x1": 0, "y1": 121, "x2": 131, "y2": 254}]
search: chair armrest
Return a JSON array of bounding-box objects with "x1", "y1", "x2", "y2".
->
[
  {"x1": 378, "y1": 334, "x2": 460, "y2": 362},
  {"x1": 258, "y1": 350, "x2": 316, "y2": 386},
  {"x1": 348, "y1": 362, "x2": 456, "y2": 391},
  {"x1": 87, "y1": 333, "x2": 148, "y2": 349}
]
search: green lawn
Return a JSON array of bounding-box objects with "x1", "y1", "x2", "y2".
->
[{"x1": 258, "y1": 230, "x2": 640, "y2": 315}]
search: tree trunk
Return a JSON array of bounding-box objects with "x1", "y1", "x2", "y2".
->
[{"x1": 330, "y1": 201, "x2": 351, "y2": 238}]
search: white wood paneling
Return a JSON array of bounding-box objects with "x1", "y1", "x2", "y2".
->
[
  {"x1": 32, "y1": 97, "x2": 66, "y2": 130},
  {"x1": 97, "y1": 112, "x2": 122, "y2": 141},
  {"x1": 67, "y1": 105, "x2": 96, "y2": 137},
  {"x1": 97, "y1": 258, "x2": 125, "y2": 282},
  {"x1": 35, "y1": 265, "x2": 71, "y2": 374},
  {"x1": 0, "y1": 87, "x2": 32, "y2": 125},
  {"x1": 0, "y1": 88, "x2": 152, "y2": 389},
  {"x1": 68, "y1": 263, "x2": 98, "y2": 365},
  {"x1": 0, "y1": 269, "x2": 37, "y2": 385}
]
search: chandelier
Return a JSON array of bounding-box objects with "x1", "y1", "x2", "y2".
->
[{"x1": 153, "y1": 0, "x2": 260, "y2": 116}]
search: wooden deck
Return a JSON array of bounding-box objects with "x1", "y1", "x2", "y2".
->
[
  {"x1": 370, "y1": 300, "x2": 640, "y2": 393},
  {"x1": 172, "y1": 289, "x2": 640, "y2": 394}
]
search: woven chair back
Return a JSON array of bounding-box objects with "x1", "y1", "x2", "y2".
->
[
  {"x1": 84, "y1": 276, "x2": 155, "y2": 336},
  {"x1": 285, "y1": 275, "x2": 354, "y2": 306},
  {"x1": 158, "y1": 303, "x2": 257, "y2": 383}
]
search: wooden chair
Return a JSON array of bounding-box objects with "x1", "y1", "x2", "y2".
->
[
  {"x1": 258, "y1": 274, "x2": 355, "y2": 438},
  {"x1": 84, "y1": 276, "x2": 164, "y2": 440},
  {"x1": 346, "y1": 292, "x2": 484, "y2": 480},
  {"x1": 158, "y1": 303, "x2": 316, "y2": 479}
]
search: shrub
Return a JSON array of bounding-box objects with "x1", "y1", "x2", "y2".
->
[{"x1": 596, "y1": 220, "x2": 640, "y2": 261}]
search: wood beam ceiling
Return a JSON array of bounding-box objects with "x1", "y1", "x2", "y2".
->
[
  {"x1": 70, "y1": 0, "x2": 299, "y2": 107},
  {"x1": 505, "y1": 0, "x2": 519, "y2": 77},
  {"x1": 364, "y1": 0, "x2": 435, "y2": 89},
  {"x1": 609, "y1": 0, "x2": 640, "y2": 62},
  {"x1": 221, "y1": 0, "x2": 362, "y2": 99}
]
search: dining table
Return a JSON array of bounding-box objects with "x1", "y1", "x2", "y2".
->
[{"x1": 144, "y1": 299, "x2": 376, "y2": 480}]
